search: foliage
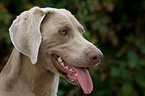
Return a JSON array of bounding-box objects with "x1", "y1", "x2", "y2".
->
[{"x1": 0, "y1": 0, "x2": 145, "y2": 96}]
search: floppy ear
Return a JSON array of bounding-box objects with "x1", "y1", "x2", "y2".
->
[{"x1": 9, "y1": 7, "x2": 46, "y2": 64}]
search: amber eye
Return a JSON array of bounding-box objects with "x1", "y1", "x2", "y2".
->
[{"x1": 60, "y1": 29, "x2": 67, "y2": 35}]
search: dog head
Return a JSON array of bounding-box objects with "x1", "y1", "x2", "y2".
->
[{"x1": 9, "y1": 7, "x2": 103, "y2": 94}]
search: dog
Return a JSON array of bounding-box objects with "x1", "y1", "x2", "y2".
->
[{"x1": 0, "y1": 6, "x2": 103, "y2": 96}]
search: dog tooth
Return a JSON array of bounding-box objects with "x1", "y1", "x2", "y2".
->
[
  {"x1": 69, "y1": 69, "x2": 73, "y2": 72},
  {"x1": 65, "y1": 66, "x2": 68, "y2": 69},
  {"x1": 75, "y1": 73, "x2": 77, "y2": 77},
  {"x1": 69, "y1": 78, "x2": 75, "y2": 82},
  {"x1": 58, "y1": 57, "x2": 62, "y2": 63},
  {"x1": 71, "y1": 79, "x2": 74, "y2": 82},
  {"x1": 60, "y1": 62, "x2": 64, "y2": 66},
  {"x1": 72, "y1": 71, "x2": 75, "y2": 73}
]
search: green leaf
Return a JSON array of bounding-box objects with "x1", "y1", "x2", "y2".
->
[
  {"x1": 0, "y1": 11, "x2": 12, "y2": 24},
  {"x1": 135, "y1": 71, "x2": 145, "y2": 88},
  {"x1": 59, "y1": 77, "x2": 70, "y2": 86},
  {"x1": 111, "y1": 66, "x2": 120, "y2": 77},
  {"x1": 91, "y1": 37, "x2": 98, "y2": 45},
  {"x1": 139, "y1": 44, "x2": 145, "y2": 54},
  {"x1": 127, "y1": 51, "x2": 139, "y2": 68},
  {"x1": 121, "y1": 82, "x2": 133, "y2": 95},
  {"x1": 57, "y1": 90, "x2": 65, "y2": 96}
]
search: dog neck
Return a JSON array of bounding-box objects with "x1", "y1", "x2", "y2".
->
[{"x1": 1, "y1": 48, "x2": 59, "y2": 96}]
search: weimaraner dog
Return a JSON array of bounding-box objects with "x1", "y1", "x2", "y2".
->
[{"x1": 0, "y1": 7, "x2": 103, "y2": 96}]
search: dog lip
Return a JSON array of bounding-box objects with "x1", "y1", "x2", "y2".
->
[
  {"x1": 51, "y1": 53, "x2": 79, "y2": 85},
  {"x1": 51, "y1": 53, "x2": 94, "y2": 94}
]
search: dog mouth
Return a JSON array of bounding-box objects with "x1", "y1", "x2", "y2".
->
[{"x1": 51, "y1": 53, "x2": 93, "y2": 94}]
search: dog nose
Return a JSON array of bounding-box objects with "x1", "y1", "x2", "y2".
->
[{"x1": 87, "y1": 50, "x2": 103, "y2": 64}]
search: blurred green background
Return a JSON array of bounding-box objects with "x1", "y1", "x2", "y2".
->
[{"x1": 0, "y1": 0, "x2": 145, "y2": 96}]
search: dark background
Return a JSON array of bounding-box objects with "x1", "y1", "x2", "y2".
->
[{"x1": 0, "y1": 0, "x2": 145, "y2": 96}]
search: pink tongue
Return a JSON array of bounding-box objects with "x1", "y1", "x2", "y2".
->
[{"x1": 73, "y1": 67, "x2": 93, "y2": 94}]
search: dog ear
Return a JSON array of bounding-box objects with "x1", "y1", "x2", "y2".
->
[{"x1": 9, "y1": 7, "x2": 48, "y2": 64}]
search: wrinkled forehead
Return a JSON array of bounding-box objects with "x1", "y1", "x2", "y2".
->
[
  {"x1": 59, "y1": 9, "x2": 81, "y2": 26},
  {"x1": 41, "y1": 7, "x2": 85, "y2": 33},
  {"x1": 52, "y1": 9, "x2": 84, "y2": 30}
]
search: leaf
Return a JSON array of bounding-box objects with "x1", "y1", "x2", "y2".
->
[
  {"x1": 111, "y1": 66, "x2": 120, "y2": 77},
  {"x1": 59, "y1": 77, "x2": 70, "y2": 86},
  {"x1": 139, "y1": 44, "x2": 145, "y2": 54},
  {"x1": 135, "y1": 71, "x2": 145, "y2": 88},
  {"x1": 0, "y1": 11, "x2": 12, "y2": 24},
  {"x1": 121, "y1": 82, "x2": 133, "y2": 95},
  {"x1": 127, "y1": 51, "x2": 139, "y2": 68},
  {"x1": 91, "y1": 37, "x2": 98, "y2": 45},
  {"x1": 57, "y1": 90, "x2": 65, "y2": 96},
  {"x1": 24, "y1": 3, "x2": 34, "y2": 9}
]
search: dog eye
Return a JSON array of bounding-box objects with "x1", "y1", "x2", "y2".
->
[{"x1": 59, "y1": 30, "x2": 67, "y2": 35}]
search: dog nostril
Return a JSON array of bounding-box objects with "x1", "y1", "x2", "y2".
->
[
  {"x1": 100, "y1": 55, "x2": 103, "y2": 60},
  {"x1": 92, "y1": 56, "x2": 97, "y2": 60},
  {"x1": 87, "y1": 50, "x2": 103, "y2": 64},
  {"x1": 88, "y1": 51, "x2": 98, "y2": 61}
]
